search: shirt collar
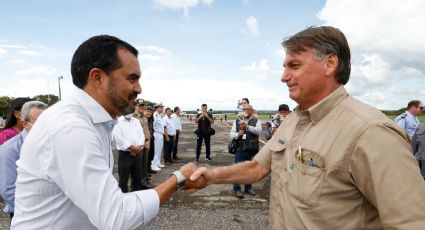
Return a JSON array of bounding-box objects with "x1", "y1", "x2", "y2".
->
[
  {"x1": 294, "y1": 86, "x2": 348, "y2": 125},
  {"x1": 73, "y1": 87, "x2": 115, "y2": 124}
]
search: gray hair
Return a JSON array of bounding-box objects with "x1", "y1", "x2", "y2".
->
[{"x1": 21, "y1": 101, "x2": 48, "y2": 121}]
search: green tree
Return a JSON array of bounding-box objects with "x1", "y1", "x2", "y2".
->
[
  {"x1": 0, "y1": 96, "x2": 12, "y2": 118},
  {"x1": 32, "y1": 94, "x2": 59, "y2": 106}
]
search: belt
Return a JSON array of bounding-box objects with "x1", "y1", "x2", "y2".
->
[{"x1": 118, "y1": 150, "x2": 131, "y2": 154}]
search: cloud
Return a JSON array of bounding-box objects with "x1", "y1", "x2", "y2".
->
[
  {"x1": 200, "y1": 0, "x2": 213, "y2": 5},
  {"x1": 317, "y1": 0, "x2": 425, "y2": 109},
  {"x1": 152, "y1": 0, "x2": 213, "y2": 16},
  {"x1": 140, "y1": 78, "x2": 283, "y2": 110},
  {"x1": 0, "y1": 48, "x2": 6, "y2": 58},
  {"x1": 274, "y1": 48, "x2": 285, "y2": 60},
  {"x1": 16, "y1": 65, "x2": 57, "y2": 76},
  {"x1": 18, "y1": 50, "x2": 42, "y2": 57},
  {"x1": 240, "y1": 58, "x2": 269, "y2": 80},
  {"x1": 138, "y1": 45, "x2": 171, "y2": 61},
  {"x1": 241, "y1": 16, "x2": 259, "y2": 36},
  {"x1": 142, "y1": 66, "x2": 169, "y2": 78},
  {"x1": 140, "y1": 54, "x2": 163, "y2": 61}
]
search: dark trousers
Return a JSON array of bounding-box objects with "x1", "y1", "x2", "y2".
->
[
  {"x1": 9, "y1": 212, "x2": 13, "y2": 226},
  {"x1": 141, "y1": 148, "x2": 149, "y2": 182},
  {"x1": 118, "y1": 150, "x2": 142, "y2": 193},
  {"x1": 164, "y1": 135, "x2": 175, "y2": 162},
  {"x1": 196, "y1": 133, "x2": 211, "y2": 159},
  {"x1": 172, "y1": 130, "x2": 180, "y2": 159},
  {"x1": 233, "y1": 151, "x2": 257, "y2": 192}
]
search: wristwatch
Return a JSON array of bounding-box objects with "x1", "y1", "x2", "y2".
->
[{"x1": 171, "y1": 170, "x2": 186, "y2": 190}]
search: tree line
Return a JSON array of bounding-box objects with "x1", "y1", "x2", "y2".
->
[{"x1": 0, "y1": 94, "x2": 59, "y2": 118}]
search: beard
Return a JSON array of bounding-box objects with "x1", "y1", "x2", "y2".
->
[{"x1": 107, "y1": 78, "x2": 138, "y2": 116}]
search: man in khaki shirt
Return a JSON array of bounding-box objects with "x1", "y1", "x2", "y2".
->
[
  {"x1": 133, "y1": 98, "x2": 151, "y2": 188},
  {"x1": 189, "y1": 26, "x2": 425, "y2": 229}
]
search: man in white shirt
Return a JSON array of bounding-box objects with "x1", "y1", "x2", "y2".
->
[
  {"x1": 163, "y1": 108, "x2": 176, "y2": 164},
  {"x1": 152, "y1": 103, "x2": 165, "y2": 171},
  {"x1": 12, "y1": 35, "x2": 204, "y2": 230},
  {"x1": 229, "y1": 104, "x2": 262, "y2": 198},
  {"x1": 112, "y1": 113, "x2": 145, "y2": 192},
  {"x1": 171, "y1": 106, "x2": 182, "y2": 160}
]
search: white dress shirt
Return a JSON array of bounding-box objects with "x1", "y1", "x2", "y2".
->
[
  {"x1": 171, "y1": 113, "x2": 182, "y2": 131},
  {"x1": 12, "y1": 87, "x2": 159, "y2": 230},
  {"x1": 153, "y1": 112, "x2": 164, "y2": 134},
  {"x1": 112, "y1": 116, "x2": 145, "y2": 151},
  {"x1": 163, "y1": 115, "x2": 177, "y2": 136}
]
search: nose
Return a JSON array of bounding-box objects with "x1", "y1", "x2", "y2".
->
[
  {"x1": 134, "y1": 81, "x2": 142, "y2": 94},
  {"x1": 281, "y1": 69, "x2": 289, "y2": 83}
]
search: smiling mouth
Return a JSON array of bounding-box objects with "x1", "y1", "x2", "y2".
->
[{"x1": 286, "y1": 84, "x2": 296, "y2": 91}]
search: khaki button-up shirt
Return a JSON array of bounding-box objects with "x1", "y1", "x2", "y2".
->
[
  {"x1": 133, "y1": 112, "x2": 150, "y2": 143},
  {"x1": 254, "y1": 86, "x2": 425, "y2": 230}
]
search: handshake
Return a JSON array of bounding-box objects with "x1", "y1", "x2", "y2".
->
[{"x1": 176, "y1": 163, "x2": 211, "y2": 193}]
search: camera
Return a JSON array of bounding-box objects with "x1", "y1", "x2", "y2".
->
[
  {"x1": 237, "y1": 100, "x2": 243, "y2": 109},
  {"x1": 271, "y1": 114, "x2": 281, "y2": 127},
  {"x1": 197, "y1": 108, "x2": 212, "y2": 114}
]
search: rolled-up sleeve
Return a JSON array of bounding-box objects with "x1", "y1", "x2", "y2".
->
[
  {"x1": 48, "y1": 124, "x2": 159, "y2": 230},
  {"x1": 230, "y1": 120, "x2": 239, "y2": 139}
]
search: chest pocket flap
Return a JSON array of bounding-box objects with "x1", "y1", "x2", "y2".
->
[{"x1": 286, "y1": 148, "x2": 326, "y2": 208}]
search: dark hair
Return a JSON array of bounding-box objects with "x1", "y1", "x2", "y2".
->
[
  {"x1": 241, "y1": 98, "x2": 250, "y2": 104},
  {"x1": 407, "y1": 100, "x2": 422, "y2": 109},
  {"x1": 71, "y1": 35, "x2": 139, "y2": 89},
  {"x1": 174, "y1": 106, "x2": 180, "y2": 112},
  {"x1": 201, "y1": 104, "x2": 207, "y2": 107},
  {"x1": 4, "y1": 97, "x2": 31, "y2": 129},
  {"x1": 165, "y1": 107, "x2": 172, "y2": 113},
  {"x1": 282, "y1": 26, "x2": 351, "y2": 85}
]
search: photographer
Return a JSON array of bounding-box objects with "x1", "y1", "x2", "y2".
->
[
  {"x1": 270, "y1": 104, "x2": 291, "y2": 137},
  {"x1": 229, "y1": 104, "x2": 261, "y2": 198},
  {"x1": 195, "y1": 104, "x2": 214, "y2": 162}
]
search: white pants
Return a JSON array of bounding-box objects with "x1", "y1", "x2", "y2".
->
[{"x1": 152, "y1": 132, "x2": 164, "y2": 167}]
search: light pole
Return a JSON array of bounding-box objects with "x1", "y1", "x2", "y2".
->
[{"x1": 58, "y1": 76, "x2": 63, "y2": 100}]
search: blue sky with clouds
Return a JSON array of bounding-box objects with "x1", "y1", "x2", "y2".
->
[{"x1": 1, "y1": 0, "x2": 424, "y2": 111}]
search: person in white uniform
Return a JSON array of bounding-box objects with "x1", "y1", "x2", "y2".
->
[{"x1": 151, "y1": 103, "x2": 165, "y2": 171}]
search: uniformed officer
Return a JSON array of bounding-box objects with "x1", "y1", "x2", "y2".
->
[
  {"x1": 151, "y1": 103, "x2": 165, "y2": 171},
  {"x1": 395, "y1": 100, "x2": 423, "y2": 139}
]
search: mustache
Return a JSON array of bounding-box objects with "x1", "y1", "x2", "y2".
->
[{"x1": 128, "y1": 93, "x2": 138, "y2": 100}]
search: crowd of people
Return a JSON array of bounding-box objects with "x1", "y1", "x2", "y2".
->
[{"x1": 0, "y1": 25, "x2": 424, "y2": 229}]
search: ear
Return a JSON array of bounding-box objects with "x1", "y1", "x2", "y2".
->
[
  {"x1": 13, "y1": 110, "x2": 22, "y2": 120},
  {"x1": 325, "y1": 53, "x2": 338, "y2": 77},
  {"x1": 19, "y1": 119, "x2": 27, "y2": 127},
  {"x1": 87, "y1": 68, "x2": 107, "y2": 88}
]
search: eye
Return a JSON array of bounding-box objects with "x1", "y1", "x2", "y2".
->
[{"x1": 128, "y1": 75, "x2": 139, "y2": 83}]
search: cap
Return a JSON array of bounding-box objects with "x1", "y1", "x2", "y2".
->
[
  {"x1": 154, "y1": 102, "x2": 164, "y2": 108},
  {"x1": 135, "y1": 98, "x2": 144, "y2": 106},
  {"x1": 278, "y1": 104, "x2": 290, "y2": 111},
  {"x1": 145, "y1": 105, "x2": 154, "y2": 111}
]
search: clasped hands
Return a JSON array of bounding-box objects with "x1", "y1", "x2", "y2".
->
[
  {"x1": 128, "y1": 145, "x2": 142, "y2": 156},
  {"x1": 178, "y1": 163, "x2": 211, "y2": 193}
]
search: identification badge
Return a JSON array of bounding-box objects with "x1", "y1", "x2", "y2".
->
[{"x1": 242, "y1": 134, "x2": 247, "y2": 139}]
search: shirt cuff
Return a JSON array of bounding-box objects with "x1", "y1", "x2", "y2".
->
[{"x1": 134, "y1": 189, "x2": 160, "y2": 224}]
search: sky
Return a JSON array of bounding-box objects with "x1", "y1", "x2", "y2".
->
[{"x1": 1, "y1": 0, "x2": 424, "y2": 111}]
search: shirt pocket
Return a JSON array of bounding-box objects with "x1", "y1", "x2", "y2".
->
[{"x1": 286, "y1": 148, "x2": 326, "y2": 208}]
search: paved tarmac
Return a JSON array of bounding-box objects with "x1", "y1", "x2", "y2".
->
[{"x1": 0, "y1": 118, "x2": 270, "y2": 229}]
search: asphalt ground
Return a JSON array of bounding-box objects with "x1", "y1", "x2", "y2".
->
[{"x1": 1, "y1": 118, "x2": 271, "y2": 230}]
